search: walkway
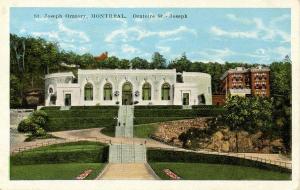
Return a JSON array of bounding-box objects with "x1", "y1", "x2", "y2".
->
[
  {"x1": 96, "y1": 163, "x2": 157, "y2": 180},
  {"x1": 115, "y1": 105, "x2": 134, "y2": 138}
]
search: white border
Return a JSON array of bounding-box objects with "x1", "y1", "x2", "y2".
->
[{"x1": 0, "y1": 1, "x2": 299, "y2": 190}]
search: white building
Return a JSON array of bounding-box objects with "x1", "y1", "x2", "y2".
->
[{"x1": 45, "y1": 69, "x2": 212, "y2": 106}]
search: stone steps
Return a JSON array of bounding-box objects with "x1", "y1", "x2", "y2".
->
[
  {"x1": 115, "y1": 105, "x2": 134, "y2": 138},
  {"x1": 109, "y1": 143, "x2": 146, "y2": 163}
]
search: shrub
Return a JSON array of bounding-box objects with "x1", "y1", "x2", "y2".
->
[
  {"x1": 18, "y1": 110, "x2": 49, "y2": 134},
  {"x1": 11, "y1": 141, "x2": 109, "y2": 165},
  {"x1": 17, "y1": 118, "x2": 36, "y2": 133},
  {"x1": 41, "y1": 106, "x2": 119, "y2": 131}
]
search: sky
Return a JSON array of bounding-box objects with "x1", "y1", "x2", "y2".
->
[{"x1": 10, "y1": 8, "x2": 291, "y2": 64}]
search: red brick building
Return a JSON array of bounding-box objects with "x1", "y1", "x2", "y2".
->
[{"x1": 220, "y1": 66, "x2": 270, "y2": 97}]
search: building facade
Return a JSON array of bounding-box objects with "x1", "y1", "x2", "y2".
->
[
  {"x1": 220, "y1": 66, "x2": 270, "y2": 97},
  {"x1": 45, "y1": 69, "x2": 212, "y2": 106}
]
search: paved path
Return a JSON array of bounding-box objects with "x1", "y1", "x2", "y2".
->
[
  {"x1": 96, "y1": 163, "x2": 157, "y2": 180},
  {"x1": 51, "y1": 128, "x2": 173, "y2": 149}
]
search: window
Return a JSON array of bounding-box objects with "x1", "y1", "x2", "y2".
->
[
  {"x1": 161, "y1": 83, "x2": 170, "y2": 100},
  {"x1": 142, "y1": 82, "x2": 151, "y2": 100},
  {"x1": 84, "y1": 83, "x2": 93, "y2": 101},
  {"x1": 103, "y1": 83, "x2": 112, "y2": 100},
  {"x1": 49, "y1": 87, "x2": 53, "y2": 94}
]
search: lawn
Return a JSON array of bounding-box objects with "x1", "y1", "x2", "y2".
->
[
  {"x1": 150, "y1": 162, "x2": 291, "y2": 180},
  {"x1": 134, "y1": 123, "x2": 158, "y2": 138},
  {"x1": 101, "y1": 123, "x2": 158, "y2": 138},
  {"x1": 10, "y1": 163, "x2": 106, "y2": 180}
]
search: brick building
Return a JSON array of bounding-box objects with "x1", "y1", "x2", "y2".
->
[{"x1": 220, "y1": 66, "x2": 270, "y2": 97}]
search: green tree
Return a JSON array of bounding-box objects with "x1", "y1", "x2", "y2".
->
[
  {"x1": 130, "y1": 57, "x2": 150, "y2": 69},
  {"x1": 168, "y1": 53, "x2": 191, "y2": 72},
  {"x1": 150, "y1": 52, "x2": 166, "y2": 69},
  {"x1": 223, "y1": 96, "x2": 273, "y2": 152}
]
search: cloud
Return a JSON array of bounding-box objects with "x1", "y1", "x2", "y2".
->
[
  {"x1": 212, "y1": 14, "x2": 290, "y2": 43},
  {"x1": 193, "y1": 48, "x2": 235, "y2": 63},
  {"x1": 30, "y1": 20, "x2": 91, "y2": 54},
  {"x1": 32, "y1": 31, "x2": 60, "y2": 41},
  {"x1": 121, "y1": 44, "x2": 140, "y2": 54},
  {"x1": 211, "y1": 26, "x2": 258, "y2": 39},
  {"x1": 105, "y1": 25, "x2": 197, "y2": 43},
  {"x1": 112, "y1": 17, "x2": 127, "y2": 26},
  {"x1": 156, "y1": 45, "x2": 171, "y2": 54},
  {"x1": 58, "y1": 20, "x2": 90, "y2": 43},
  {"x1": 19, "y1": 28, "x2": 26, "y2": 34},
  {"x1": 236, "y1": 46, "x2": 290, "y2": 63}
]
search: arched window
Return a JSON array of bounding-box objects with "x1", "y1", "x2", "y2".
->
[
  {"x1": 103, "y1": 83, "x2": 112, "y2": 100},
  {"x1": 161, "y1": 83, "x2": 170, "y2": 100},
  {"x1": 142, "y1": 82, "x2": 151, "y2": 100},
  {"x1": 84, "y1": 83, "x2": 93, "y2": 101}
]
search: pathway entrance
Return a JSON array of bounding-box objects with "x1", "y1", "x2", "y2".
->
[{"x1": 96, "y1": 163, "x2": 157, "y2": 180}]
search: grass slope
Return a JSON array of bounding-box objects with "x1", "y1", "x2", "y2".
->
[
  {"x1": 134, "y1": 123, "x2": 158, "y2": 138},
  {"x1": 101, "y1": 123, "x2": 158, "y2": 138},
  {"x1": 150, "y1": 162, "x2": 291, "y2": 180},
  {"x1": 10, "y1": 163, "x2": 106, "y2": 180}
]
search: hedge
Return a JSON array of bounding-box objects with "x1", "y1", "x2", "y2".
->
[
  {"x1": 135, "y1": 105, "x2": 182, "y2": 109},
  {"x1": 192, "y1": 105, "x2": 224, "y2": 109},
  {"x1": 47, "y1": 118, "x2": 117, "y2": 131},
  {"x1": 11, "y1": 141, "x2": 109, "y2": 165},
  {"x1": 40, "y1": 106, "x2": 61, "y2": 110},
  {"x1": 134, "y1": 109, "x2": 225, "y2": 117},
  {"x1": 40, "y1": 106, "x2": 118, "y2": 111},
  {"x1": 147, "y1": 149, "x2": 291, "y2": 174},
  {"x1": 41, "y1": 106, "x2": 118, "y2": 131}
]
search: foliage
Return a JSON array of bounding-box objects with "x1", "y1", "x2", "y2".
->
[
  {"x1": 269, "y1": 61, "x2": 291, "y2": 152},
  {"x1": 168, "y1": 53, "x2": 191, "y2": 72},
  {"x1": 41, "y1": 106, "x2": 118, "y2": 131},
  {"x1": 150, "y1": 52, "x2": 166, "y2": 69},
  {"x1": 222, "y1": 96, "x2": 273, "y2": 152},
  {"x1": 17, "y1": 110, "x2": 48, "y2": 136},
  {"x1": 130, "y1": 57, "x2": 150, "y2": 69},
  {"x1": 11, "y1": 141, "x2": 109, "y2": 165}
]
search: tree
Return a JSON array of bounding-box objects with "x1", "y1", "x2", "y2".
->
[
  {"x1": 130, "y1": 57, "x2": 150, "y2": 69},
  {"x1": 168, "y1": 53, "x2": 191, "y2": 72},
  {"x1": 269, "y1": 60, "x2": 292, "y2": 152},
  {"x1": 222, "y1": 96, "x2": 273, "y2": 152},
  {"x1": 270, "y1": 61, "x2": 291, "y2": 96},
  {"x1": 150, "y1": 52, "x2": 166, "y2": 69},
  {"x1": 119, "y1": 59, "x2": 130, "y2": 69}
]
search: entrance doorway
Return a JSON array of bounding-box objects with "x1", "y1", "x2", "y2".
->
[
  {"x1": 182, "y1": 93, "x2": 189, "y2": 105},
  {"x1": 122, "y1": 82, "x2": 133, "y2": 105},
  {"x1": 64, "y1": 94, "x2": 71, "y2": 106}
]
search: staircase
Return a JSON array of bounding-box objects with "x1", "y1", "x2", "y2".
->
[
  {"x1": 109, "y1": 105, "x2": 147, "y2": 164},
  {"x1": 115, "y1": 106, "x2": 134, "y2": 138},
  {"x1": 109, "y1": 143, "x2": 146, "y2": 163}
]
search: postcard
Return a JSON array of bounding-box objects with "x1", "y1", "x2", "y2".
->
[{"x1": 0, "y1": 0, "x2": 299, "y2": 190}]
